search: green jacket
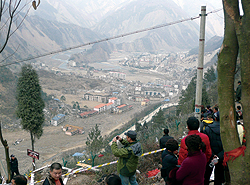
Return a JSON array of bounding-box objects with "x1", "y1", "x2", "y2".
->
[{"x1": 111, "y1": 139, "x2": 142, "y2": 177}]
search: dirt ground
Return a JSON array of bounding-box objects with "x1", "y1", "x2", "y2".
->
[{"x1": 0, "y1": 100, "x2": 147, "y2": 178}]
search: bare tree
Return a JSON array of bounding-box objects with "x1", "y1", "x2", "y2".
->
[
  {"x1": 0, "y1": 0, "x2": 40, "y2": 54},
  {"x1": 0, "y1": 122, "x2": 11, "y2": 183},
  {"x1": 0, "y1": 0, "x2": 40, "y2": 181}
]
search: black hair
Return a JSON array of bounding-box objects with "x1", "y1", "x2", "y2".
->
[
  {"x1": 214, "y1": 107, "x2": 218, "y2": 111},
  {"x1": 12, "y1": 175, "x2": 27, "y2": 185},
  {"x1": 185, "y1": 135, "x2": 206, "y2": 153},
  {"x1": 237, "y1": 106, "x2": 241, "y2": 110},
  {"x1": 50, "y1": 162, "x2": 62, "y2": 171},
  {"x1": 187, "y1": 117, "x2": 200, "y2": 130},
  {"x1": 207, "y1": 113, "x2": 213, "y2": 119},
  {"x1": 165, "y1": 139, "x2": 179, "y2": 152},
  {"x1": 201, "y1": 109, "x2": 206, "y2": 113},
  {"x1": 206, "y1": 105, "x2": 211, "y2": 109},
  {"x1": 164, "y1": 128, "x2": 169, "y2": 135},
  {"x1": 105, "y1": 174, "x2": 122, "y2": 185}
]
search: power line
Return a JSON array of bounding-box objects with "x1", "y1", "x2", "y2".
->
[{"x1": 0, "y1": 8, "x2": 222, "y2": 68}]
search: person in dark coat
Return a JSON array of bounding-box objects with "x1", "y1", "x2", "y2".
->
[
  {"x1": 161, "y1": 139, "x2": 179, "y2": 185},
  {"x1": 176, "y1": 135, "x2": 207, "y2": 185},
  {"x1": 204, "y1": 114, "x2": 225, "y2": 185},
  {"x1": 10, "y1": 154, "x2": 19, "y2": 179},
  {"x1": 235, "y1": 81, "x2": 241, "y2": 102},
  {"x1": 43, "y1": 163, "x2": 64, "y2": 185},
  {"x1": 159, "y1": 128, "x2": 174, "y2": 149}
]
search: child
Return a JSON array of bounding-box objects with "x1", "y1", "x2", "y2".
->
[{"x1": 161, "y1": 139, "x2": 179, "y2": 185}]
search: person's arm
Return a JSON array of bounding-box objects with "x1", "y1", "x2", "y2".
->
[
  {"x1": 178, "y1": 139, "x2": 187, "y2": 165},
  {"x1": 176, "y1": 159, "x2": 190, "y2": 181},
  {"x1": 111, "y1": 142, "x2": 129, "y2": 158}
]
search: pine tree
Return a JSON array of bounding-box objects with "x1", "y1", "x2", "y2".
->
[
  {"x1": 86, "y1": 124, "x2": 103, "y2": 166},
  {"x1": 16, "y1": 64, "x2": 45, "y2": 170}
]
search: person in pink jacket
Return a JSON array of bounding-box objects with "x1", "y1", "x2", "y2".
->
[{"x1": 176, "y1": 134, "x2": 207, "y2": 185}]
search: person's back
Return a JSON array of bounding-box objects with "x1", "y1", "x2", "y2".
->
[
  {"x1": 161, "y1": 139, "x2": 178, "y2": 184},
  {"x1": 176, "y1": 135, "x2": 207, "y2": 185},
  {"x1": 204, "y1": 117, "x2": 225, "y2": 185},
  {"x1": 159, "y1": 128, "x2": 174, "y2": 149},
  {"x1": 178, "y1": 117, "x2": 212, "y2": 165}
]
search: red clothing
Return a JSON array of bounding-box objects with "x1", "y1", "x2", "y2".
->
[
  {"x1": 178, "y1": 130, "x2": 212, "y2": 165},
  {"x1": 176, "y1": 150, "x2": 207, "y2": 185}
]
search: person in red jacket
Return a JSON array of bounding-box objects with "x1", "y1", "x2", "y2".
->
[
  {"x1": 178, "y1": 117, "x2": 212, "y2": 165},
  {"x1": 178, "y1": 117, "x2": 212, "y2": 185}
]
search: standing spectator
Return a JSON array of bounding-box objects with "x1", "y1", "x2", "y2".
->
[
  {"x1": 206, "y1": 105, "x2": 213, "y2": 114},
  {"x1": 176, "y1": 135, "x2": 207, "y2": 184},
  {"x1": 43, "y1": 163, "x2": 64, "y2": 185},
  {"x1": 178, "y1": 117, "x2": 212, "y2": 165},
  {"x1": 200, "y1": 114, "x2": 214, "y2": 133},
  {"x1": 11, "y1": 175, "x2": 27, "y2": 185},
  {"x1": 105, "y1": 174, "x2": 122, "y2": 185},
  {"x1": 161, "y1": 139, "x2": 178, "y2": 185},
  {"x1": 10, "y1": 154, "x2": 19, "y2": 179},
  {"x1": 213, "y1": 107, "x2": 220, "y2": 121},
  {"x1": 204, "y1": 114, "x2": 225, "y2": 185},
  {"x1": 236, "y1": 105, "x2": 243, "y2": 120},
  {"x1": 159, "y1": 128, "x2": 174, "y2": 149},
  {"x1": 111, "y1": 130, "x2": 142, "y2": 185},
  {"x1": 235, "y1": 81, "x2": 241, "y2": 102}
]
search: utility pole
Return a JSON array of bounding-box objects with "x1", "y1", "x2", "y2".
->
[{"x1": 194, "y1": 6, "x2": 207, "y2": 120}]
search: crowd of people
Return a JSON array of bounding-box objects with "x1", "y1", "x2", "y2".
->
[{"x1": 160, "y1": 103, "x2": 245, "y2": 185}]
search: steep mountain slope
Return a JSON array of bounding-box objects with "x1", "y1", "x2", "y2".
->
[
  {"x1": 94, "y1": 0, "x2": 202, "y2": 52},
  {"x1": 28, "y1": 0, "x2": 131, "y2": 28},
  {"x1": 0, "y1": 15, "x2": 100, "y2": 66}
]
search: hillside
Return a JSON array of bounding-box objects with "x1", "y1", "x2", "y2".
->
[
  {"x1": 0, "y1": 15, "x2": 100, "y2": 68},
  {"x1": 0, "y1": 69, "x2": 108, "y2": 124}
]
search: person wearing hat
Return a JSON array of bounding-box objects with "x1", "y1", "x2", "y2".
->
[
  {"x1": 111, "y1": 130, "x2": 142, "y2": 185},
  {"x1": 10, "y1": 154, "x2": 20, "y2": 179},
  {"x1": 235, "y1": 81, "x2": 241, "y2": 102}
]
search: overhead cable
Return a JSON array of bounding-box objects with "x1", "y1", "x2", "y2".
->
[{"x1": 0, "y1": 8, "x2": 222, "y2": 68}]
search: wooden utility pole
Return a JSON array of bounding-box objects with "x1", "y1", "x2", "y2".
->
[{"x1": 194, "y1": 6, "x2": 207, "y2": 120}]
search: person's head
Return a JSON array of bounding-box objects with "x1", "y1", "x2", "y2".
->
[
  {"x1": 105, "y1": 174, "x2": 122, "y2": 185},
  {"x1": 185, "y1": 134, "x2": 206, "y2": 153},
  {"x1": 207, "y1": 114, "x2": 213, "y2": 120},
  {"x1": 237, "y1": 106, "x2": 241, "y2": 110},
  {"x1": 206, "y1": 105, "x2": 211, "y2": 110},
  {"x1": 213, "y1": 107, "x2": 218, "y2": 113},
  {"x1": 11, "y1": 175, "x2": 27, "y2": 185},
  {"x1": 49, "y1": 163, "x2": 62, "y2": 181},
  {"x1": 186, "y1": 117, "x2": 199, "y2": 130},
  {"x1": 238, "y1": 81, "x2": 241, "y2": 85},
  {"x1": 10, "y1": 154, "x2": 16, "y2": 160},
  {"x1": 125, "y1": 130, "x2": 137, "y2": 142},
  {"x1": 166, "y1": 139, "x2": 178, "y2": 155},
  {"x1": 163, "y1": 128, "x2": 169, "y2": 135}
]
